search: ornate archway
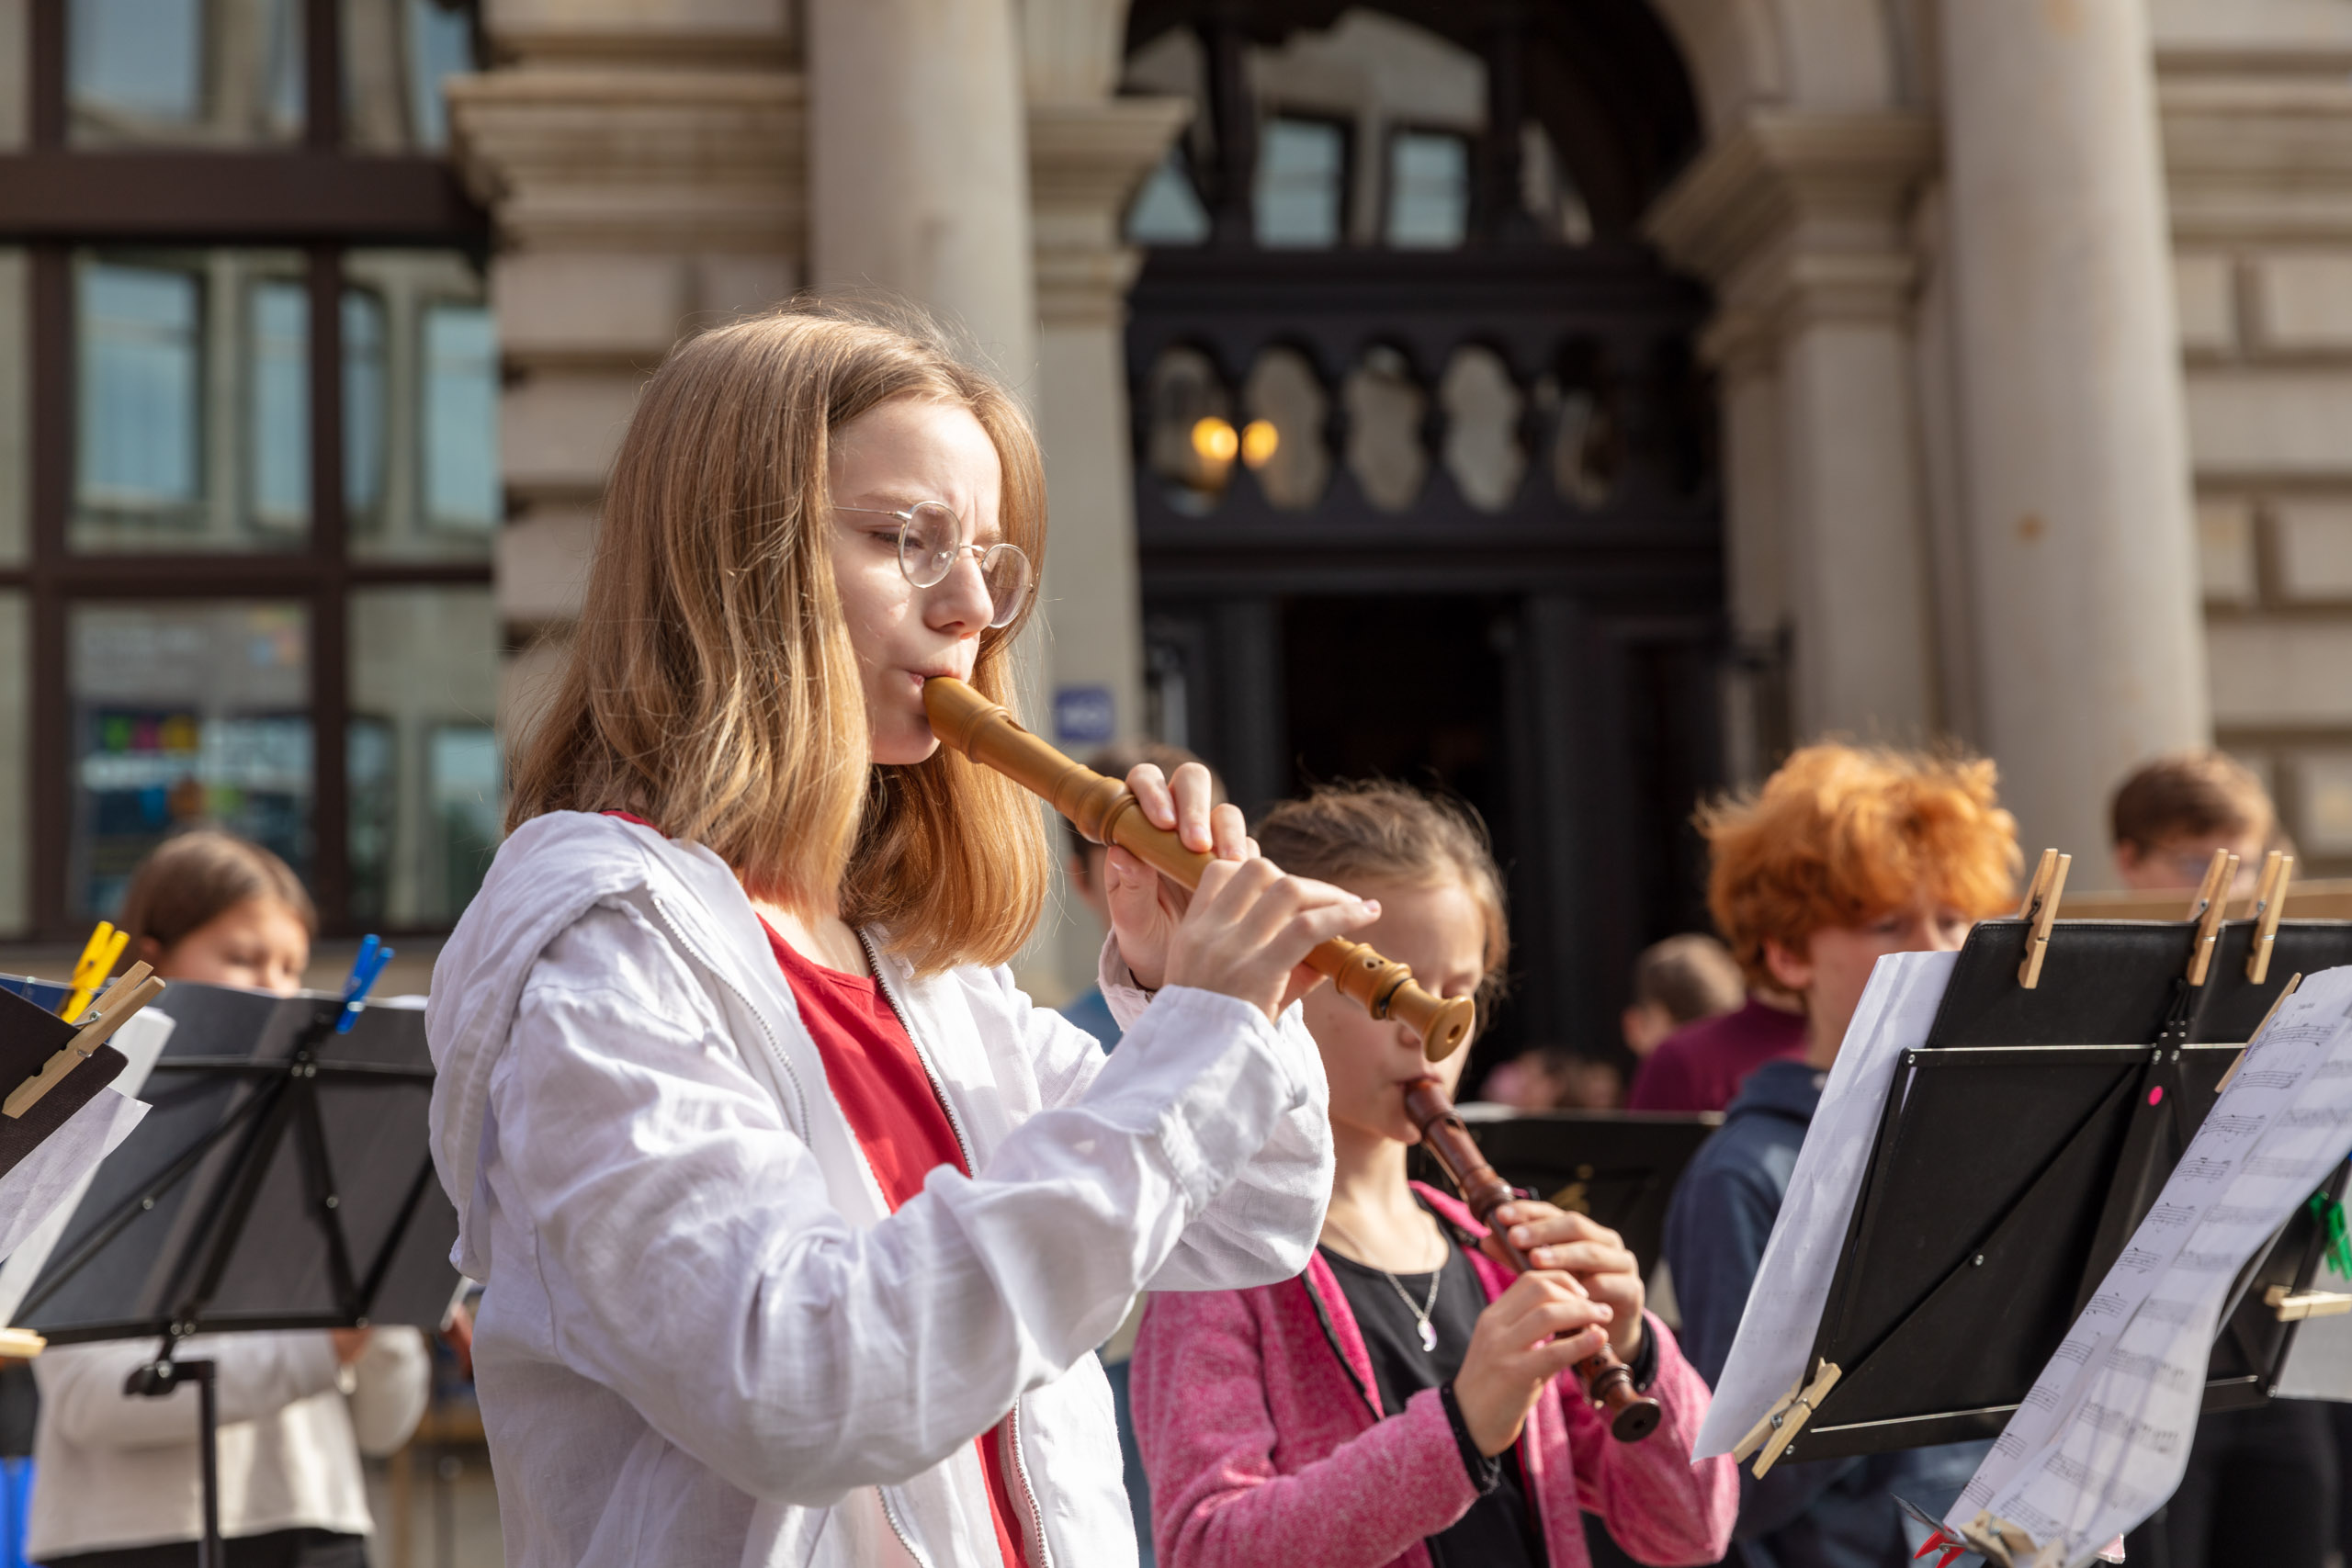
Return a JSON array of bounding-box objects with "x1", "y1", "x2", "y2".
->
[{"x1": 1119, "y1": 1, "x2": 1721, "y2": 1077}]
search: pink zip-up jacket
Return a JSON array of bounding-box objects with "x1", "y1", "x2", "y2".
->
[{"x1": 1132, "y1": 1183, "x2": 1736, "y2": 1568}]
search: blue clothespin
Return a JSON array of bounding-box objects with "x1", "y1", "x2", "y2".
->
[{"x1": 336, "y1": 935, "x2": 394, "y2": 1034}]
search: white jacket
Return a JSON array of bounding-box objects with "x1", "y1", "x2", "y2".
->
[
  {"x1": 424, "y1": 811, "x2": 1332, "y2": 1568},
  {"x1": 27, "y1": 1328, "x2": 429, "y2": 1559}
]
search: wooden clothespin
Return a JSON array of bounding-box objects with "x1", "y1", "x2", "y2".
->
[
  {"x1": 57, "y1": 921, "x2": 128, "y2": 1023},
  {"x1": 2217, "y1": 973, "x2": 2302, "y2": 1096},
  {"x1": 2266, "y1": 1284, "x2": 2352, "y2": 1322},
  {"x1": 5, "y1": 962, "x2": 164, "y2": 1120},
  {"x1": 2016, "y1": 849, "x2": 2070, "y2": 989},
  {"x1": 2245, "y1": 851, "x2": 2294, "y2": 984},
  {"x1": 1951, "y1": 1510, "x2": 2065, "y2": 1568},
  {"x1": 0, "y1": 1330, "x2": 46, "y2": 1359},
  {"x1": 1733, "y1": 1358, "x2": 1842, "y2": 1477},
  {"x1": 2185, "y1": 848, "x2": 2239, "y2": 987}
]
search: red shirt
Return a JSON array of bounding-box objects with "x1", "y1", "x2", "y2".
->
[
  {"x1": 602, "y1": 816, "x2": 1028, "y2": 1563},
  {"x1": 760, "y1": 920, "x2": 1030, "y2": 1568},
  {"x1": 1625, "y1": 997, "x2": 1808, "y2": 1113}
]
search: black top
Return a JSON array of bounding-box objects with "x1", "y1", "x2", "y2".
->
[{"x1": 1321, "y1": 1234, "x2": 1544, "y2": 1568}]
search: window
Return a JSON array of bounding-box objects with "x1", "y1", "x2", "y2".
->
[
  {"x1": 69, "y1": 0, "x2": 303, "y2": 147},
  {"x1": 343, "y1": 288, "x2": 388, "y2": 516},
  {"x1": 1125, "y1": 148, "x2": 1212, "y2": 247},
  {"x1": 70, "y1": 601, "x2": 313, "y2": 917},
  {"x1": 421, "y1": 300, "x2": 498, "y2": 532},
  {"x1": 248, "y1": 277, "x2": 311, "y2": 529},
  {"x1": 1254, "y1": 118, "x2": 1347, "y2": 248},
  {"x1": 1386, "y1": 130, "x2": 1470, "y2": 249},
  {"x1": 345, "y1": 0, "x2": 478, "y2": 152},
  {"x1": 76, "y1": 260, "x2": 204, "y2": 525},
  {"x1": 1, "y1": 2, "x2": 495, "y2": 941},
  {"x1": 347, "y1": 249, "x2": 495, "y2": 558}
]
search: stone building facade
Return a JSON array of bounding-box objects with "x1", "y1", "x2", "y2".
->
[{"x1": 448, "y1": 0, "x2": 2352, "y2": 1010}]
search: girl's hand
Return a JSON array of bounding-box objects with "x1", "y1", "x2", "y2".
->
[
  {"x1": 1104, "y1": 761, "x2": 1295, "y2": 993},
  {"x1": 1155, "y1": 857, "x2": 1376, "y2": 1022},
  {"x1": 1488, "y1": 1201, "x2": 1645, "y2": 1361},
  {"x1": 1452, "y1": 1269, "x2": 1613, "y2": 1456}
]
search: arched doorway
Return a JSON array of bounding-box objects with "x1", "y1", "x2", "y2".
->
[{"x1": 1119, "y1": 2, "x2": 1721, "y2": 1087}]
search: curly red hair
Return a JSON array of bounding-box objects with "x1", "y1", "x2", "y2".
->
[{"x1": 1702, "y1": 743, "x2": 2020, "y2": 987}]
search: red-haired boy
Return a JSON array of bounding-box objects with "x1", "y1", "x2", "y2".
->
[{"x1": 1662, "y1": 744, "x2": 2018, "y2": 1568}]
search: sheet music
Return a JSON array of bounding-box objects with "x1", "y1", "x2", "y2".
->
[
  {"x1": 1693, "y1": 949, "x2": 1959, "y2": 1458},
  {"x1": 0, "y1": 1009, "x2": 172, "y2": 1325},
  {"x1": 1946, "y1": 965, "x2": 2352, "y2": 1565}
]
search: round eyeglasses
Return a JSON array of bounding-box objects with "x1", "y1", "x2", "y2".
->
[{"x1": 835, "y1": 502, "x2": 1034, "y2": 630}]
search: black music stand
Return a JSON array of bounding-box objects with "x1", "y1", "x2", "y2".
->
[
  {"x1": 0, "y1": 981, "x2": 130, "y2": 1179},
  {"x1": 9, "y1": 981, "x2": 462, "y2": 1567},
  {"x1": 1765, "y1": 915, "x2": 2352, "y2": 1467},
  {"x1": 1421, "y1": 1107, "x2": 1720, "y2": 1279}
]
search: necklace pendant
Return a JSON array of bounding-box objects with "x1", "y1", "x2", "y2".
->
[{"x1": 1418, "y1": 1318, "x2": 1438, "y2": 1353}]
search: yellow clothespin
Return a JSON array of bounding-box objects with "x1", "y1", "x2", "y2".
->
[
  {"x1": 57, "y1": 922, "x2": 127, "y2": 1022},
  {"x1": 6, "y1": 962, "x2": 164, "y2": 1120}
]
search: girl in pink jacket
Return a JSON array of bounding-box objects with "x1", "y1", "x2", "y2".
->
[{"x1": 1132, "y1": 784, "x2": 1738, "y2": 1568}]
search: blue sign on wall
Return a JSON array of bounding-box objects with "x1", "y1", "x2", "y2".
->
[{"x1": 1054, "y1": 684, "x2": 1116, "y2": 745}]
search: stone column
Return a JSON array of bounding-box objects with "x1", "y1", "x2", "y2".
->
[
  {"x1": 1649, "y1": 114, "x2": 1942, "y2": 746},
  {"x1": 447, "y1": 4, "x2": 803, "y2": 735},
  {"x1": 806, "y1": 0, "x2": 1037, "y2": 386},
  {"x1": 1939, "y1": 0, "x2": 2209, "y2": 865}
]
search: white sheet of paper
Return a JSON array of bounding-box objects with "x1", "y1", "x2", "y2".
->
[
  {"x1": 1947, "y1": 964, "x2": 2352, "y2": 1564},
  {"x1": 0, "y1": 1008, "x2": 174, "y2": 1325},
  {"x1": 1693, "y1": 948, "x2": 1959, "y2": 1458}
]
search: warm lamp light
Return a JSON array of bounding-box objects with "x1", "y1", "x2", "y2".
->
[
  {"x1": 1240, "y1": 419, "x2": 1279, "y2": 468},
  {"x1": 1191, "y1": 416, "x2": 1239, "y2": 463}
]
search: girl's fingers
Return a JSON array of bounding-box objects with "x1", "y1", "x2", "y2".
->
[
  {"x1": 1525, "y1": 1327, "x2": 1610, "y2": 1377},
  {"x1": 1210, "y1": 802, "x2": 1250, "y2": 862},
  {"x1": 1169, "y1": 762, "x2": 1216, "y2": 852},
  {"x1": 1125, "y1": 762, "x2": 1174, "y2": 830},
  {"x1": 1525, "y1": 1242, "x2": 1639, "y2": 1277}
]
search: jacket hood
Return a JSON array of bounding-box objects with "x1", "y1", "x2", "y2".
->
[
  {"x1": 425, "y1": 811, "x2": 760, "y2": 1276},
  {"x1": 1724, "y1": 1055, "x2": 1826, "y2": 1126}
]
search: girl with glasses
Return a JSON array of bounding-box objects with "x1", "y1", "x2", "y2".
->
[{"x1": 425, "y1": 301, "x2": 1371, "y2": 1567}]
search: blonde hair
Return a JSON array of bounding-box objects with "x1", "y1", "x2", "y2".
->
[
  {"x1": 508, "y1": 301, "x2": 1053, "y2": 973},
  {"x1": 1252, "y1": 782, "x2": 1510, "y2": 1010},
  {"x1": 1701, "y1": 743, "x2": 2019, "y2": 988}
]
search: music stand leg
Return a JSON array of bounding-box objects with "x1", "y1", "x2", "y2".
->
[
  {"x1": 190, "y1": 1358, "x2": 220, "y2": 1568},
  {"x1": 123, "y1": 1352, "x2": 223, "y2": 1568}
]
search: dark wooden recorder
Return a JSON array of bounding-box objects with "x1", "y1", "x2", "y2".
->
[{"x1": 1403, "y1": 1077, "x2": 1662, "y2": 1443}]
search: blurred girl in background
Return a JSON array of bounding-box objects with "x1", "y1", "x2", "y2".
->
[{"x1": 28, "y1": 830, "x2": 428, "y2": 1568}]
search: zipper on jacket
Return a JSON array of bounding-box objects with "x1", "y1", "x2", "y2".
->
[
  {"x1": 876, "y1": 1485, "x2": 935, "y2": 1568},
  {"x1": 1003, "y1": 1403, "x2": 1052, "y2": 1568},
  {"x1": 858, "y1": 928, "x2": 1055, "y2": 1568},
  {"x1": 646, "y1": 890, "x2": 812, "y2": 1133}
]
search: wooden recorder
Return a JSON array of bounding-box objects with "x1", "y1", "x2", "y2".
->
[
  {"x1": 922, "y1": 677, "x2": 1476, "y2": 1060},
  {"x1": 1403, "y1": 1077, "x2": 1662, "y2": 1443}
]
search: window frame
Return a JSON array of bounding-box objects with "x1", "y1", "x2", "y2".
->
[
  {"x1": 1250, "y1": 110, "x2": 1353, "y2": 251},
  {"x1": 0, "y1": 0, "x2": 493, "y2": 942},
  {"x1": 1381, "y1": 123, "x2": 1475, "y2": 251}
]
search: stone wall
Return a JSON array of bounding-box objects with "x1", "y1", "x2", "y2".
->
[{"x1": 2160, "y1": 0, "x2": 2352, "y2": 874}]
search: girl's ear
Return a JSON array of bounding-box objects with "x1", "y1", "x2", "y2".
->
[
  {"x1": 136, "y1": 934, "x2": 165, "y2": 971},
  {"x1": 1762, "y1": 936, "x2": 1814, "y2": 997}
]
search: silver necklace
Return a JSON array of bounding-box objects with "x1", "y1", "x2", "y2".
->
[{"x1": 1322, "y1": 1212, "x2": 1446, "y2": 1353}]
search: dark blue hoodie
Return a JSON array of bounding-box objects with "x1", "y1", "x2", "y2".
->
[{"x1": 1665, "y1": 1058, "x2": 1988, "y2": 1568}]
